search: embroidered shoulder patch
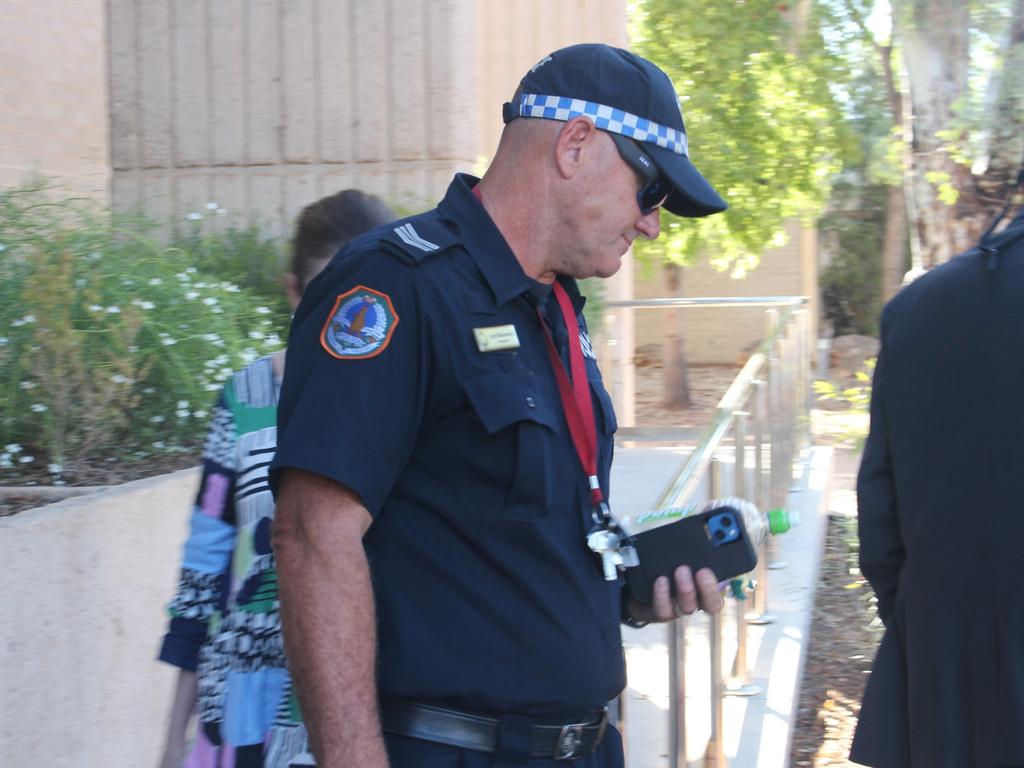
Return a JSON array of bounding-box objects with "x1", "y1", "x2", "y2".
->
[{"x1": 319, "y1": 285, "x2": 400, "y2": 360}]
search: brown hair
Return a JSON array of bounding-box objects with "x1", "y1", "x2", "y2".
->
[{"x1": 290, "y1": 189, "x2": 395, "y2": 289}]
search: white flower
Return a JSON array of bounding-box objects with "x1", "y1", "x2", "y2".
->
[
  {"x1": 210, "y1": 306, "x2": 223, "y2": 314},
  {"x1": 0, "y1": 337, "x2": 8, "y2": 346},
  {"x1": 216, "y1": 208, "x2": 228, "y2": 216},
  {"x1": 186, "y1": 212, "x2": 203, "y2": 221},
  {"x1": 148, "y1": 278, "x2": 163, "y2": 286},
  {"x1": 161, "y1": 337, "x2": 178, "y2": 346},
  {"x1": 175, "y1": 272, "x2": 190, "y2": 281},
  {"x1": 110, "y1": 374, "x2": 128, "y2": 384},
  {"x1": 240, "y1": 349, "x2": 257, "y2": 364},
  {"x1": 248, "y1": 331, "x2": 265, "y2": 340},
  {"x1": 206, "y1": 202, "x2": 219, "y2": 210},
  {"x1": 30, "y1": 403, "x2": 47, "y2": 413},
  {"x1": 193, "y1": 409, "x2": 208, "y2": 419},
  {"x1": 224, "y1": 283, "x2": 240, "y2": 293},
  {"x1": 19, "y1": 455, "x2": 34, "y2": 464},
  {"x1": 142, "y1": 387, "x2": 156, "y2": 394},
  {"x1": 255, "y1": 306, "x2": 271, "y2": 315},
  {"x1": 186, "y1": 267, "x2": 197, "y2": 274},
  {"x1": 150, "y1": 415, "x2": 165, "y2": 423},
  {"x1": 195, "y1": 281, "x2": 209, "y2": 289},
  {"x1": 202, "y1": 297, "x2": 218, "y2": 307},
  {"x1": 106, "y1": 306, "x2": 121, "y2": 314},
  {"x1": 205, "y1": 383, "x2": 220, "y2": 392},
  {"x1": 0, "y1": 455, "x2": 12, "y2": 469},
  {"x1": 5, "y1": 443, "x2": 23, "y2": 454},
  {"x1": 88, "y1": 304, "x2": 104, "y2": 312},
  {"x1": 177, "y1": 400, "x2": 189, "y2": 409},
  {"x1": 0, "y1": 244, "x2": 6, "y2": 252},
  {"x1": 185, "y1": 291, "x2": 199, "y2": 300},
  {"x1": 152, "y1": 440, "x2": 166, "y2": 449},
  {"x1": 19, "y1": 381, "x2": 36, "y2": 390},
  {"x1": 175, "y1": 410, "x2": 190, "y2": 419},
  {"x1": 266, "y1": 333, "x2": 282, "y2": 347},
  {"x1": 131, "y1": 299, "x2": 155, "y2": 310},
  {"x1": 23, "y1": 314, "x2": 36, "y2": 323},
  {"x1": 48, "y1": 463, "x2": 62, "y2": 475}
]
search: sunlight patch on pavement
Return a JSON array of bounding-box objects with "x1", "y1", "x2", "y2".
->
[
  {"x1": 624, "y1": 644, "x2": 670, "y2": 710},
  {"x1": 757, "y1": 711, "x2": 791, "y2": 768}
]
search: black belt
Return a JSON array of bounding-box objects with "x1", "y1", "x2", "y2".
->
[{"x1": 380, "y1": 701, "x2": 609, "y2": 761}]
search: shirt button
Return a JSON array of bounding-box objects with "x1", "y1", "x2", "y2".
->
[{"x1": 525, "y1": 396, "x2": 536, "y2": 408}]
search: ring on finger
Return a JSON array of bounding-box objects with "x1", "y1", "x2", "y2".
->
[{"x1": 672, "y1": 602, "x2": 685, "y2": 618}]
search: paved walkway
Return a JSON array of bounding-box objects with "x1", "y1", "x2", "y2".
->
[{"x1": 610, "y1": 442, "x2": 834, "y2": 768}]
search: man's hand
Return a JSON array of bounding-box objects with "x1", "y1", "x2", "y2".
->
[{"x1": 627, "y1": 565, "x2": 724, "y2": 623}]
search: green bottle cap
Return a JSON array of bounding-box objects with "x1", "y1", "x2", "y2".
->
[{"x1": 767, "y1": 508, "x2": 791, "y2": 535}]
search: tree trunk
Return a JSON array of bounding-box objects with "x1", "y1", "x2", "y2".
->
[
  {"x1": 662, "y1": 263, "x2": 691, "y2": 409},
  {"x1": 874, "y1": 39, "x2": 911, "y2": 295},
  {"x1": 892, "y1": 0, "x2": 969, "y2": 266}
]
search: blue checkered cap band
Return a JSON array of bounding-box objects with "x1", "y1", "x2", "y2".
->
[{"x1": 518, "y1": 93, "x2": 689, "y2": 157}]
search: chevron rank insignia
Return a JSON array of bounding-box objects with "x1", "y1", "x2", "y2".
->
[{"x1": 320, "y1": 285, "x2": 399, "y2": 360}]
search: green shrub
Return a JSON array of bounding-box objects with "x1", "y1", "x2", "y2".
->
[{"x1": 0, "y1": 183, "x2": 285, "y2": 478}]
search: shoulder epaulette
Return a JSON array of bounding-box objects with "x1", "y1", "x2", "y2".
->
[{"x1": 378, "y1": 215, "x2": 461, "y2": 265}]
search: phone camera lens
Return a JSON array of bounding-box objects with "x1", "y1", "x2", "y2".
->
[
  {"x1": 714, "y1": 529, "x2": 725, "y2": 541},
  {"x1": 721, "y1": 516, "x2": 733, "y2": 526}
]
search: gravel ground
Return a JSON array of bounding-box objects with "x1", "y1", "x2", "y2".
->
[{"x1": 789, "y1": 507, "x2": 882, "y2": 767}]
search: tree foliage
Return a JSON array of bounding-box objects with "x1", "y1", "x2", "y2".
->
[{"x1": 629, "y1": 0, "x2": 855, "y2": 271}]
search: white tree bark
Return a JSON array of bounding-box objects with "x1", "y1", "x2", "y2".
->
[{"x1": 893, "y1": 0, "x2": 969, "y2": 265}]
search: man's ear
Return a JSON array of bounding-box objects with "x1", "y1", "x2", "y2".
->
[{"x1": 553, "y1": 117, "x2": 598, "y2": 179}]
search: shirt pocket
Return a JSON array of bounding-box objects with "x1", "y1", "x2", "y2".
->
[{"x1": 460, "y1": 372, "x2": 562, "y2": 520}]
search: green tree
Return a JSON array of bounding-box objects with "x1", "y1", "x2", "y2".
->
[{"x1": 629, "y1": 0, "x2": 853, "y2": 404}]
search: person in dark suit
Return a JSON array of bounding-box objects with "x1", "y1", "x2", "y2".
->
[{"x1": 851, "y1": 202, "x2": 1024, "y2": 768}]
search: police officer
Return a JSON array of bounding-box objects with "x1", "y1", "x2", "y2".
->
[{"x1": 270, "y1": 44, "x2": 729, "y2": 768}]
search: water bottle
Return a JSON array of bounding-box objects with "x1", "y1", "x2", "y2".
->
[{"x1": 628, "y1": 497, "x2": 790, "y2": 547}]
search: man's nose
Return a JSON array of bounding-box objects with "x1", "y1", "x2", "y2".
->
[{"x1": 636, "y1": 208, "x2": 661, "y2": 240}]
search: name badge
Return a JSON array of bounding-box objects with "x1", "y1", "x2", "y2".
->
[{"x1": 473, "y1": 324, "x2": 520, "y2": 353}]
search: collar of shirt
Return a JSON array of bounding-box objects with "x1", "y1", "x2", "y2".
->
[{"x1": 437, "y1": 173, "x2": 587, "y2": 318}]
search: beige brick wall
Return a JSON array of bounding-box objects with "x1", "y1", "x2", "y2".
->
[
  {"x1": 108, "y1": 0, "x2": 630, "y2": 239},
  {"x1": 633, "y1": 219, "x2": 819, "y2": 364},
  {"x1": 0, "y1": 0, "x2": 109, "y2": 198},
  {"x1": 109, "y1": 0, "x2": 481, "y2": 238}
]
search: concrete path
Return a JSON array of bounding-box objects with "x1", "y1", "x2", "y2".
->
[{"x1": 610, "y1": 442, "x2": 833, "y2": 768}]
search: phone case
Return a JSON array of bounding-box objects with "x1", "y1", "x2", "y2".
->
[{"x1": 624, "y1": 505, "x2": 758, "y2": 605}]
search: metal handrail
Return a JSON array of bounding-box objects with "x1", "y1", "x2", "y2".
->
[
  {"x1": 605, "y1": 296, "x2": 806, "y2": 310},
  {"x1": 610, "y1": 295, "x2": 811, "y2": 768},
  {"x1": 653, "y1": 300, "x2": 805, "y2": 510}
]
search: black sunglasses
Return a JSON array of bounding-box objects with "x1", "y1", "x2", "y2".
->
[{"x1": 608, "y1": 132, "x2": 673, "y2": 215}]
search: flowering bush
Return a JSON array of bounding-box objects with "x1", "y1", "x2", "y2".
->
[{"x1": 0, "y1": 184, "x2": 286, "y2": 479}]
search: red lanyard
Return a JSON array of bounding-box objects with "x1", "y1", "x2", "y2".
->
[{"x1": 537, "y1": 283, "x2": 604, "y2": 507}]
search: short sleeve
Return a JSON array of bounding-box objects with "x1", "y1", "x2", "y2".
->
[{"x1": 270, "y1": 249, "x2": 430, "y2": 515}]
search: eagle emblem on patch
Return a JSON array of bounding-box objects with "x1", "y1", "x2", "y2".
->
[{"x1": 319, "y1": 285, "x2": 399, "y2": 360}]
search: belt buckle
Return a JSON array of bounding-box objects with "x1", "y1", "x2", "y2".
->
[
  {"x1": 553, "y1": 708, "x2": 608, "y2": 761},
  {"x1": 554, "y1": 722, "x2": 586, "y2": 760}
]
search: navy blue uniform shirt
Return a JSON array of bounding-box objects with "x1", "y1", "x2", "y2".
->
[{"x1": 271, "y1": 174, "x2": 624, "y2": 719}]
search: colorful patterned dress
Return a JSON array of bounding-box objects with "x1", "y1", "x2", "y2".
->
[{"x1": 159, "y1": 355, "x2": 312, "y2": 768}]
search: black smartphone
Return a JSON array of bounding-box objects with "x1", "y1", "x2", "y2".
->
[{"x1": 624, "y1": 505, "x2": 758, "y2": 605}]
